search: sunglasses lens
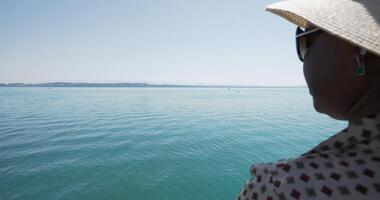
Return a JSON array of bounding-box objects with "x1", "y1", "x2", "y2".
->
[
  {"x1": 296, "y1": 26, "x2": 322, "y2": 62},
  {"x1": 299, "y1": 36, "x2": 307, "y2": 60},
  {"x1": 296, "y1": 27, "x2": 308, "y2": 62}
]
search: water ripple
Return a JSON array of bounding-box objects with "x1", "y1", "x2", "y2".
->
[{"x1": 0, "y1": 88, "x2": 346, "y2": 200}]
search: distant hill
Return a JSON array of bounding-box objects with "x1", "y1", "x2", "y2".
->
[
  {"x1": 0, "y1": 82, "x2": 175, "y2": 87},
  {"x1": 0, "y1": 82, "x2": 306, "y2": 88}
]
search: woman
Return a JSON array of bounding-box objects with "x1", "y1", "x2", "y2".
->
[{"x1": 236, "y1": 0, "x2": 380, "y2": 199}]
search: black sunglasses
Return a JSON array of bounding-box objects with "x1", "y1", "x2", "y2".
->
[{"x1": 296, "y1": 26, "x2": 323, "y2": 62}]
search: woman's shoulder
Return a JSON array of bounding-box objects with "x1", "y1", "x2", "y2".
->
[
  {"x1": 237, "y1": 148, "x2": 380, "y2": 200},
  {"x1": 236, "y1": 114, "x2": 380, "y2": 200}
]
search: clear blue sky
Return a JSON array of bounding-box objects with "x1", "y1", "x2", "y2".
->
[{"x1": 0, "y1": 0, "x2": 304, "y2": 86}]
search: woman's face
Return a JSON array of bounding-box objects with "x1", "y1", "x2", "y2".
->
[{"x1": 302, "y1": 27, "x2": 369, "y2": 120}]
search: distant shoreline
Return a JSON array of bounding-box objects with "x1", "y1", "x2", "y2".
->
[{"x1": 0, "y1": 82, "x2": 306, "y2": 88}]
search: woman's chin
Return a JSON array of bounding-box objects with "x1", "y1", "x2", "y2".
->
[
  {"x1": 313, "y1": 98, "x2": 348, "y2": 120},
  {"x1": 312, "y1": 98, "x2": 323, "y2": 113}
]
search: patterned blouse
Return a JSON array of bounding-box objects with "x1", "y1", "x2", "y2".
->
[{"x1": 236, "y1": 113, "x2": 380, "y2": 200}]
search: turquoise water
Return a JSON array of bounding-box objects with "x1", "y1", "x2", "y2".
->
[{"x1": 0, "y1": 87, "x2": 346, "y2": 200}]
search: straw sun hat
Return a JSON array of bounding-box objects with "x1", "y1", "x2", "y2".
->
[{"x1": 266, "y1": 0, "x2": 380, "y2": 57}]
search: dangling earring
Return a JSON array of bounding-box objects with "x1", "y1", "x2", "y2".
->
[{"x1": 356, "y1": 48, "x2": 367, "y2": 76}]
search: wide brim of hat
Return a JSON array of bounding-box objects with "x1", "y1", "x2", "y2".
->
[{"x1": 266, "y1": 0, "x2": 380, "y2": 57}]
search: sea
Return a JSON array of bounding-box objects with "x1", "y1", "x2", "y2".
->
[{"x1": 0, "y1": 87, "x2": 347, "y2": 200}]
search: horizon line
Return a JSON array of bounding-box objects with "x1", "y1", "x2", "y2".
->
[{"x1": 0, "y1": 82, "x2": 307, "y2": 88}]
